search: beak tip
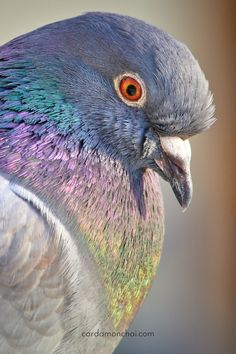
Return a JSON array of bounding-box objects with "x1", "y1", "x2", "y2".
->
[
  {"x1": 180, "y1": 200, "x2": 191, "y2": 212},
  {"x1": 176, "y1": 196, "x2": 191, "y2": 211}
]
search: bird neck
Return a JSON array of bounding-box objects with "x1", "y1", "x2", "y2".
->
[
  {"x1": 0, "y1": 127, "x2": 164, "y2": 330},
  {"x1": 69, "y1": 150, "x2": 165, "y2": 330}
]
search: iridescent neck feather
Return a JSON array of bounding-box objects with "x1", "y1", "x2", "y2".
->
[{"x1": 0, "y1": 123, "x2": 164, "y2": 329}]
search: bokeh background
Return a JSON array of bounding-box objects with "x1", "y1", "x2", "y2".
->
[{"x1": 1, "y1": 1, "x2": 235, "y2": 353}]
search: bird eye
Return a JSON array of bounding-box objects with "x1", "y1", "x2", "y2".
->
[
  {"x1": 119, "y1": 76, "x2": 142, "y2": 101},
  {"x1": 114, "y1": 73, "x2": 146, "y2": 107}
]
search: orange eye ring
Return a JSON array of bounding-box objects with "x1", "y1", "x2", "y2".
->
[
  {"x1": 119, "y1": 76, "x2": 142, "y2": 101},
  {"x1": 114, "y1": 73, "x2": 146, "y2": 107}
]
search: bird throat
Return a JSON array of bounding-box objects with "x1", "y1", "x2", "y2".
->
[
  {"x1": 70, "y1": 151, "x2": 165, "y2": 330},
  {"x1": 0, "y1": 131, "x2": 164, "y2": 331}
]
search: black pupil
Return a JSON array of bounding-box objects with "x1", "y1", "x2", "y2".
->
[{"x1": 126, "y1": 84, "x2": 137, "y2": 96}]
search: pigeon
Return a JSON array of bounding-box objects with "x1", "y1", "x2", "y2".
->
[{"x1": 0, "y1": 12, "x2": 215, "y2": 354}]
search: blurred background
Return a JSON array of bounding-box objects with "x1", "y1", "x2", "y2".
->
[{"x1": 0, "y1": 1, "x2": 235, "y2": 353}]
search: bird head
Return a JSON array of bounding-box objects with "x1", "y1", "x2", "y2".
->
[{"x1": 1, "y1": 12, "x2": 215, "y2": 209}]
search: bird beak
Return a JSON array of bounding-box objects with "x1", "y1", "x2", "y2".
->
[{"x1": 154, "y1": 136, "x2": 193, "y2": 210}]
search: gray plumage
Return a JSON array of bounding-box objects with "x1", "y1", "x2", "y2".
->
[
  {"x1": 0, "y1": 175, "x2": 115, "y2": 353},
  {"x1": 0, "y1": 12, "x2": 215, "y2": 354}
]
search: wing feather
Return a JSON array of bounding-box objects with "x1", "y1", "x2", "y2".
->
[
  {"x1": 0, "y1": 176, "x2": 65, "y2": 352},
  {"x1": 0, "y1": 174, "x2": 114, "y2": 354}
]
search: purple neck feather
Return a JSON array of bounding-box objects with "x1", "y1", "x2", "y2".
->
[{"x1": 0, "y1": 122, "x2": 164, "y2": 330}]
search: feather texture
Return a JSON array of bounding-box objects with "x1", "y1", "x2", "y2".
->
[
  {"x1": 0, "y1": 11, "x2": 215, "y2": 353},
  {"x1": 0, "y1": 175, "x2": 119, "y2": 353}
]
